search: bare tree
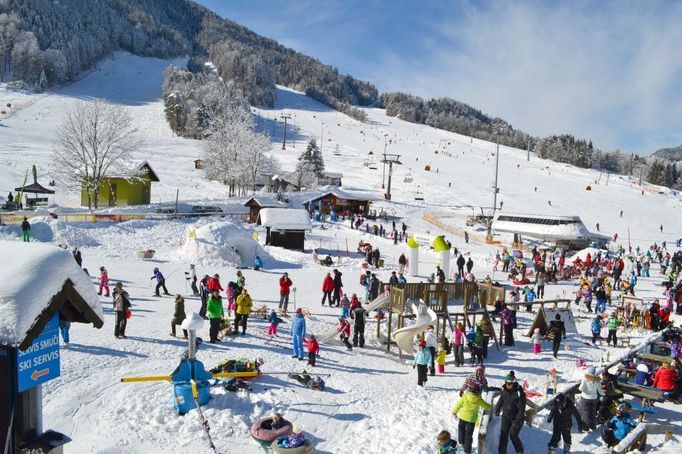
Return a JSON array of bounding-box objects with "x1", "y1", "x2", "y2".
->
[{"x1": 53, "y1": 101, "x2": 142, "y2": 209}]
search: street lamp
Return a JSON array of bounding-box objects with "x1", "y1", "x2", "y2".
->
[{"x1": 487, "y1": 130, "x2": 501, "y2": 242}]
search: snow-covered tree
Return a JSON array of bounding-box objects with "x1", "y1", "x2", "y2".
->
[
  {"x1": 294, "y1": 139, "x2": 325, "y2": 189},
  {"x1": 202, "y1": 94, "x2": 276, "y2": 196},
  {"x1": 53, "y1": 101, "x2": 142, "y2": 209}
]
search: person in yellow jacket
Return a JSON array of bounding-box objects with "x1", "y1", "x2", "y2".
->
[
  {"x1": 452, "y1": 384, "x2": 491, "y2": 454},
  {"x1": 234, "y1": 288, "x2": 253, "y2": 335},
  {"x1": 436, "y1": 347, "x2": 447, "y2": 374}
]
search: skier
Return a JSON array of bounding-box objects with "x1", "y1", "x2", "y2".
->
[
  {"x1": 494, "y1": 371, "x2": 526, "y2": 454},
  {"x1": 188, "y1": 264, "x2": 199, "y2": 296},
  {"x1": 350, "y1": 301, "x2": 368, "y2": 348},
  {"x1": 547, "y1": 393, "x2": 584, "y2": 453},
  {"x1": 170, "y1": 294, "x2": 188, "y2": 338},
  {"x1": 112, "y1": 282, "x2": 130, "y2": 339},
  {"x1": 151, "y1": 267, "x2": 170, "y2": 296},
  {"x1": 290, "y1": 308, "x2": 307, "y2": 360},
  {"x1": 279, "y1": 272, "x2": 293, "y2": 312},
  {"x1": 98, "y1": 266, "x2": 110, "y2": 297},
  {"x1": 606, "y1": 313, "x2": 619, "y2": 346},
  {"x1": 21, "y1": 217, "x2": 30, "y2": 242}
]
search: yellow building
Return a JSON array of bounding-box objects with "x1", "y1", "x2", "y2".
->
[{"x1": 81, "y1": 162, "x2": 160, "y2": 207}]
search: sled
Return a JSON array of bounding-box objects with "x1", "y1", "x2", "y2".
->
[{"x1": 136, "y1": 249, "x2": 156, "y2": 260}]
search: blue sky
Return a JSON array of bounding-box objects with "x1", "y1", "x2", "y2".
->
[{"x1": 198, "y1": 0, "x2": 682, "y2": 154}]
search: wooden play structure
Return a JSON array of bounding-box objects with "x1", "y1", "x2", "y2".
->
[{"x1": 378, "y1": 282, "x2": 504, "y2": 355}]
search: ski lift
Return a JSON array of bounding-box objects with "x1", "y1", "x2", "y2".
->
[
  {"x1": 414, "y1": 185, "x2": 424, "y2": 201},
  {"x1": 404, "y1": 172, "x2": 414, "y2": 183},
  {"x1": 333, "y1": 144, "x2": 341, "y2": 156},
  {"x1": 369, "y1": 163, "x2": 378, "y2": 170},
  {"x1": 424, "y1": 165, "x2": 431, "y2": 172},
  {"x1": 368, "y1": 151, "x2": 374, "y2": 155}
]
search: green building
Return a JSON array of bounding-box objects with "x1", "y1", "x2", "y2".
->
[{"x1": 81, "y1": 162, "x2": 160, "y2": 207}]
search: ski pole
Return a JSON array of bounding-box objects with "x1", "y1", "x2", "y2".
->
[{"x1": 191, "y1": 379, "x2": 218, "y2": 453}]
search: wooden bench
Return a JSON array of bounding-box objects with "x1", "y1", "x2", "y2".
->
[
  {"x1": 612, "y1": 423, "x2": 647, "y2": 453},
  {"x1": 647, "y1": 423, "x2": 676, "y2": 442},
  {"x1": 636, "y1": 352, "x2": 671, "y2": 364}
]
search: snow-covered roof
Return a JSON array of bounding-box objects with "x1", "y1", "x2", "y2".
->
[
  {"x1": 257, "y1": 208, "x2": 312, "y2": 230},
  {"x1": 492, "y1": 213, "x2": 610, "y2": 242},
  {"x1": 243, "y1": 195, "x2": 286, "y2": 208},
  {"x1": 299, "y1": 188, "x2": 379, "y2": 205},
  {"x1": 0, "y1": 241, "x2": 103, "y2": 347},
  {"x1": 322, "y1": 172, "x2": 343, "y2": 179}
]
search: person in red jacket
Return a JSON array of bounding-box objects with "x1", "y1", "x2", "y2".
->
[
  {"x1": 321, "y1": 272, "x2": 334, "y2": 306},
  {"x1": 653, "y1": 362, "x2": 677, "y2": 392},
  {"x1": 303, "y1": 334, "x2": 320, "y2": 366},
  {"x1": 98, "y1": 266, "x2": 110, "y2": 297},
  {"x1": 279, "y1": 272, "x2": 293, "y2": 312},
  {"x1": 207, "y1": 274, "x2": 223, "y2": 293},
  {"x1": 350, "y1": 293, "x2": 361, "y2": 310},
  {"x1": 337, "y1": 317, "x2": 353, "y2": 350},
  {"x1": 658, "y1": 307, "x2": 671, "y2": 328}
]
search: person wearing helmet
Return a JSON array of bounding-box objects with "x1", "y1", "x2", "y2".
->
[
  {"x1": 494, "y1": 371, "x2": 526, "y2": 454},
  {"x1": 413, "y1": 339, "x2": 432, "y2": 386},
  {"x1": 336, "y1": 317, "x2": 352, "y2": 351},
  {"x1": 452, "y1": 382, "x2": 491, "y2": 454},
  {"x1": 460, "y1": 365, "x2": 488, "y2": 396},
  {"x1": 290, "y1": 308, "x2": 307, "y2": 360},
  {"x1": 601, "y1": 404, "x2": 637, "y2": 447},
  {"x1": 151, "y1": 267, "x2": 170, "y2": 296},
  {"x1": 578, "y1": 366, "x2": 604, "y2": 431},
  {"x1": 547, "y1": 393, "x2": 584, "y2": 454}
]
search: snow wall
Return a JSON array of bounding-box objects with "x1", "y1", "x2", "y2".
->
[{"x1": 178, "y1": 221, "x2": 268, "y2": 267}]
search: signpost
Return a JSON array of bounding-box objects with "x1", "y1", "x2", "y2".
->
[{"x1": 16, "y1": 314, "x2": 60, "y2": 393}]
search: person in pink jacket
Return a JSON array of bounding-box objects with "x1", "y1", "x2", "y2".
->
[
  {"x1": 452, "y1": 322, "x2": 465, "y2": 366},
  {"x1": 98, "y1": 266, "x2": 110, "y2": 297}
]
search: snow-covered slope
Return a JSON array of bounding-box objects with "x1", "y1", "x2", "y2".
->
[{"x1": 1, "y1": 53, "x2": 681, "y2": 454}]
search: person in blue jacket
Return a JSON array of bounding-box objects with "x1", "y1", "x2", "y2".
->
[
  {"x1": 591, "y1": 314, "x2": 603, "y2": 345},
  {"x1": 601, "y1": 404, "x2": 637, "y2": 447},
  {"x1": 254, "y1": 255, "x2": 263, "y2": 271},
  {"x1": 290, "y1": 308, "x2": 307, "y2": 360},
  {"x1": 151, "y1": 267, "x2": 170, "y2": 296},
  {"x1": 413, "y1": 339, "x2": 433, "y2": 386}
]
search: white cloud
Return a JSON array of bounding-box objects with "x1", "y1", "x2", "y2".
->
[{"x1": 372, "y1": 1, "x2": 682, "y2": 153}]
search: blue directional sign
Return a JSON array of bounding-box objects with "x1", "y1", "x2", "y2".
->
[{"x1": 16, "y1": 313, "x2": 61, "y2": 392}]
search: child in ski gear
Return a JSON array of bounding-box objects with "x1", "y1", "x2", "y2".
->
[
  {"x1": 340, "y1": 294, "x2": 351, "y2": 318},
  {"x1": 278, "y1": 273, "x2": 293, "y2": 312},
  {"x1": 291, "y1": 308, "x2": 307, "y2": 359},
  {"x1": 276, "y1": 427, "x2": 306, "y2": 449},
  {"x1": 207, "y1": 273, "x2": 223, "y2": 293},
  {"x1": 452, "y1": 322, "x2": 465, "y2": 366},
  {"x1": 532, "y1": 327, "x2": 542, "y2": 354},
  {"x1": 253, "y1": 255, "x2": 263, "y2": 271},
  {"x1": 199, "y1": 275, "x2": 209, "y2": 318},
  {"x1": 170, "y1": 294, "x2": 188, "y2": 338},
  {"x1": 547, "y1": 393, "x2": 584, "y2": 453},
  {"x1": 460, "y1": 365, "x2": 488, "y2": 396},
  {"x1": 413, "y1": 340, "x2": 432, "y2": 386},
  {"x1": 21, "y1": 217, "x2": 30, "y2": 242},
  {"x1": 424, "y1": 325, "x2": 438, "y2": 375},
  {"x1": 349, "y1": 293, "x2": 360, "y2": 310},
  {"x1": 601, "y1": 404, "x2": 637, "y2": 447},
  {"x1": 267, "y1": 309, "x2": 282, "y2": 336},
  {"x1": 635, "y1": 362, "x2": 653, "y2": 386},
  {"x1": 234, "y1": 288, "x2": 252, "y2": 335},
  {"x1": 226, "y1": 281, "x2": 237, "y2": 315},
  {"x1": 151, "y1": 268, "x2": 170, "y2": 296},
  {"x1": 436, "y1": 430, "x2": 457, "y2": 454},
  {"x1": 453, "y1": 383, "x2": 491, "y2": 454},
  {"x1": 303, "y1": 335, "x2": 320, "y2": 367},
  {"x1": 98, "y1": 266, "x2": 110, "y2": 296},
  {"x1": 206, "y1": 291, "x2": 224, "y2": 343},
  {"x1": 591, "y1": 314, "x2": 603, "y2": 344},
  {"x1": 436, "y1": 347, "x2": 446, "y2": 374},
  {"x1": 337, "y1": 317, "x2": 353, "y2": 350},
  {"x1": 494, "y1": 371, "x2": 526, "y2": 454}
]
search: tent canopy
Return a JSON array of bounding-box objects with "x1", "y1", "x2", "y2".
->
[{"x1": 14, "y1": 182, "x2": 55, "y2": 194}]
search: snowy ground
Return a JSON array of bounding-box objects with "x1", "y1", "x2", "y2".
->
[{"x1": 1, "y1": 53, "x2": 681, "y2": 453}]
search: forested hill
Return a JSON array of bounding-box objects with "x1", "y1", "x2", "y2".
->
[
  {"x1": 0, "y1": 0, "x2": 376, "y2": 114},
  {"x1": 653, "y1": 146, "x2": 682, "y2": 162}
]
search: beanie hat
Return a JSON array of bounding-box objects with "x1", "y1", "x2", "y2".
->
[
  {"x1": 295, "y1": 308, "x2": 303, "y2": 314},
  {"x1": 587, "y1": 366, "x2": 596, "y2": 375},
  {"x1": 504, "y1": 371, "x2": 516, "y2": 383},
  {"x1": 555, "y1": 314, "x2": 561, "y2": 320}
]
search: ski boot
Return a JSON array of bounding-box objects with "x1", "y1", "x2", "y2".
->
[
  {"x1": 563, "y1": 445, "x2": 570, "y2": 453},
  {"x1": 547, "y1": 447, "x2": 557, "y2": 454}
]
